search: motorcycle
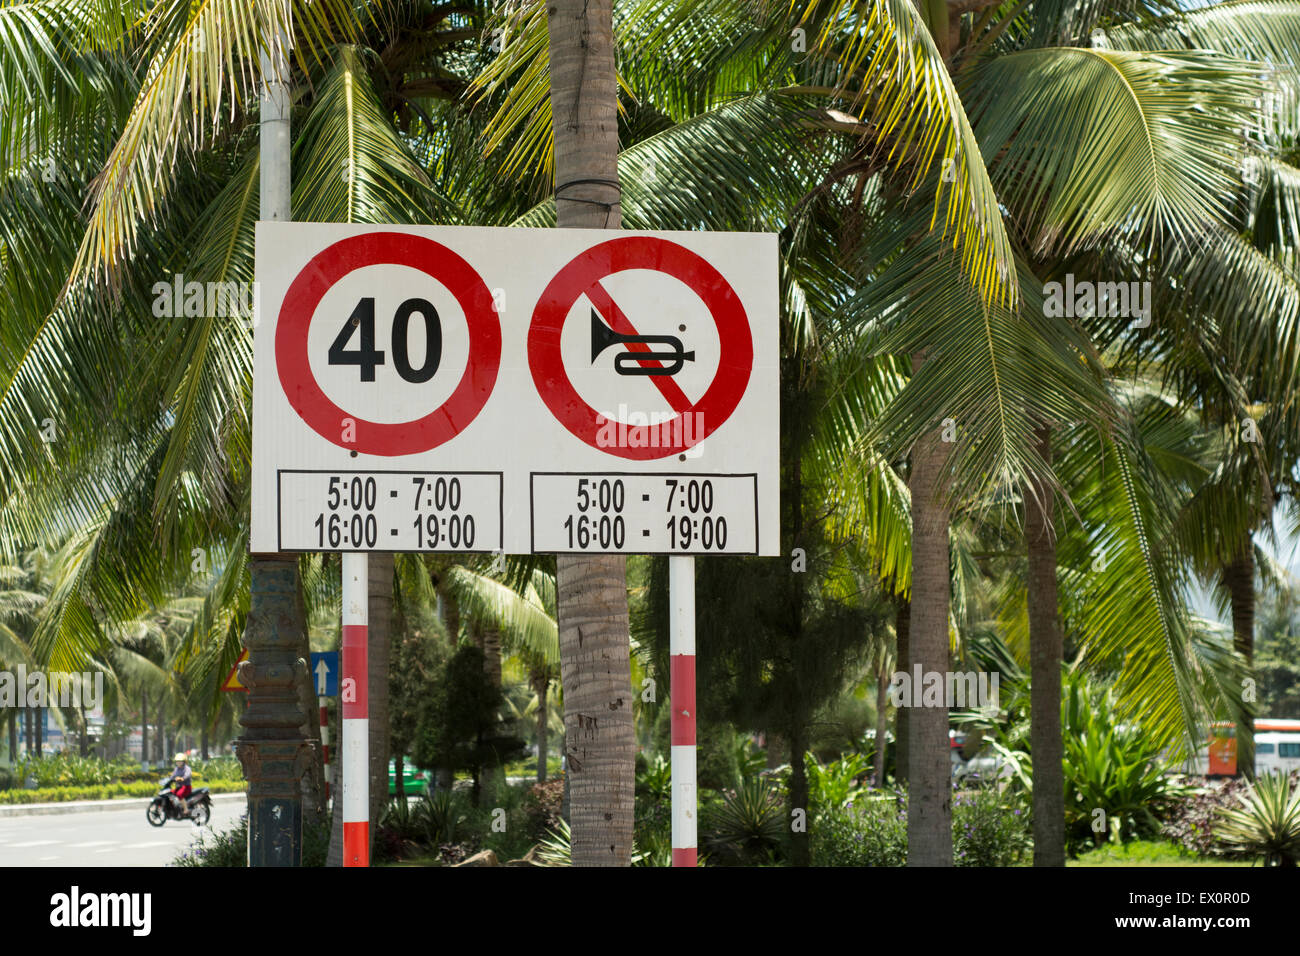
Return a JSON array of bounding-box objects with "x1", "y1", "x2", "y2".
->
[{"x1": 146, "y1": 779, "x2": 211, "y2": 827}]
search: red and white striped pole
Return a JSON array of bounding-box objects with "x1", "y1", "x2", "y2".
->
[
  {"x1": 320, "y1": 702, "x2": 330, "y2": 803},
  {"x1": 341, "y1": 552, "x2": 369, "y2": 867},
  {"x1": 669, "y1": 555, "x2": 697, "y2": 867}
]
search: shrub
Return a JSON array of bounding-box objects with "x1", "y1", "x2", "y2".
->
[
  {"x1": 701, "y1": 776, "x2": 786, "y2": 865},
  {"x1": 1161, "y1": 777, "x2": 1252, "y2": 857},
  {"x1": 953, "y1": 784, "x2": 1030, "y2": 866},
  {"x1": 811, "y1": 791, "x2": 908, "y2": 867},
  {"x1": 1214, "y1": 771, "x2": 1300, "y2": 866},
  {"x1": 0, "y1": 780, "x2": 246, "y2": 804},
  {"x1": 805, "y1": 752, "x2": 872, "y2": 819},
  {"x1": 172, "y1": 814, "x2": 330, "y2": 866},
  {"x1": 1059, "y1": 677, "x2": 1191, "y2": 851},
  {"x1": 522, "y1": 779, "x2": 564, "y2": 842}
]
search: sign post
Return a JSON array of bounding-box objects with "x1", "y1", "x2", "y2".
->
[
  {"x1": 252, "y1": 222, "x2": 777, "y2": 869},
  {"x1": 669, "y1": 555, "x2": 697, "y2": 866},
  {"x1": 341, "y1": 554, "x2": 369, "y2": 866}
]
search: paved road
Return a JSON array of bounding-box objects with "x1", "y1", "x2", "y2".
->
[{"x1": 0, "y1": 795, "x2": 245, "y2": 867}]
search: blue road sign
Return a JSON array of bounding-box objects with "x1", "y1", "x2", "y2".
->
[{"x1": 311, "y1": 651, "x2": 339, "y2": 697}]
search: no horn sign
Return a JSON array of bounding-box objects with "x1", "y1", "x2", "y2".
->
[{"x1": 251, "y1": 223, "x2": 778, "y2": 556}]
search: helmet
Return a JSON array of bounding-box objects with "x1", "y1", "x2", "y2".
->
[{"x1": 174, "y1": 753, "x2": 187, "y2": 763}]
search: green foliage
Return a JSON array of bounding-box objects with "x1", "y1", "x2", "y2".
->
[
  {"x1": 812, "y1": 786, "x2": 1031, "y2": 865},
  {"x1": 171, "y1": 814, "x2": 331, "y2": 867},
  {"x1": 188, "y1": 755, "x2": 242, "y2": 782},
  {"x1": 811, "y1": 793, "x2": 909, "y2": 867},
  {"x1": 953, "y1": 785, "x2": 1031, "y2": 866},
  {"x1": 412, "y1": 645, "x2": 526, "y2": 803},
  {"x1": 0, "y1": 780, "x2": 245, "y2": 804},
  {"x1": 534, "y1": 817, "x2": 653, "y2": 867},
  {"x1": 636, "y1": 753, "x2": 672, "y2": 801},
  {"x1": 1059, "y1": 674, "x2": 1191, "y2": 851},
  {"x1": 1214, "y1": 771, "x2": 1300, "y2": 866},
  {"x1": 972, "y1": 672, "x2": 1191, "y2": 852},
  {"x1": 804, "y1": 751, "x2": 872, "y2": 819},
  {"x1": 702, "y1": 776, "x2": 787, "y2": 865},
  {"x1": 1255, "y1": 587, "x2": 1300, "y2": 717}
]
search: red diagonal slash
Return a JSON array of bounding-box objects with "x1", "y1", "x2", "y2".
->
[{"x1": 585, "y1": 280, "x2": 694, "y2": 416}]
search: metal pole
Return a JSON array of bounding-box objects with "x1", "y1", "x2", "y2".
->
[
  {"x1": 259, "y1": 1, "x2": 290, "y2": 224},
  {"x1": 320, "y1": 703, "x2": 330, "y2": 803},
  {"x1": 341, "y1": 553, "x2": 369, "y2": 866},
  {"x1": 669, "y1": 555, "x2": 696, "y2": 866}
]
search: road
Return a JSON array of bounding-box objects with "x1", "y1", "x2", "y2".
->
[{"x1": 0, "y1": 795, "x2": 245, "y2": 867}]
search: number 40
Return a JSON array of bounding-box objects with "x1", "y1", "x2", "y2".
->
[{"x1": 329, "y1": 297, "x2": 442, "y2": 383}]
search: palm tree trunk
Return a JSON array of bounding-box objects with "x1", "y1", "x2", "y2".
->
[
  {"x1": 874, "y1": 661, "x2": 890, "y2": 788},
  {"x1": 547, "y1": 0, "x2": 635, "y2": 867},
  {"x1": 906, "y1": 386, "x2": 952, "y2": 866},
  {"x1": 368, "y1": 553, "x2": 393, "y2": 843},
  {"x1": 140, "y1": 689, "x2": 148, "y2": 766},
  {"x1": 436, "y1": 574, "x2": 460, "y2": 648},
  {"x1": 789, "y1": 719, "x2": 811, "y2": 865},
  {"x1": 1223, "y1": 538, "x2": 1255, "y2": 779},
  {"x1": 201, "y1": 723, "x2": 209, "y2": 760},
  {"x1": 1025, "y1": 425, "x2": 1065, "y2": 866},
  {"x1": 894, "y1": 595, "x2": 910, "y2": 786},
  {"x1": 534, "y1": 670, "x2": 549, "y2": 783},
  {"x1": 34, "y1": 705, "x2": 43, "y2": 757},
  {"x1": 477, "y1": 624, "x2": 503, "y2": 803}
]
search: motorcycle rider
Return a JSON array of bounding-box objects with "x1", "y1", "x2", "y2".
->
[{"x1": 168, "y1": 753, "x2": 193, "y2": 816}]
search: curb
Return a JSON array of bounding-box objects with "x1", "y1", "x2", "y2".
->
[{"x1": 0, "y1": 790, "x2": 247, "y2": 818}]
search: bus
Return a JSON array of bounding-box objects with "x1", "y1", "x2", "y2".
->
[{"x1": 1204, "y1": 719, "x2": 1300, "y2": 776}]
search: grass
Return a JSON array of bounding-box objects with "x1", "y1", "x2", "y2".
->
[{"x1": 1069, "y1": 840, "x2": 1256, "y2": 867}]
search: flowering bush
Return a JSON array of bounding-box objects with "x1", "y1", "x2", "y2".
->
[
  {"x1": 811, "y1": 791, "x2": 908, "y2": 866},
  {"x1": 953, "y1": 784, "x2": 1030, "y2": 866},
  {"x1": 811, "y1": 785, "x2": 1030, "y2": 866}
]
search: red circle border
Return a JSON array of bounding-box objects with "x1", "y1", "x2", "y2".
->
[{"x1": 275, "y1": 232, "x2": 500, "y2": 457}]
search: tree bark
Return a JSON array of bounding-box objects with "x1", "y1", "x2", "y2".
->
[
  {"x1": 906, "y1": 382, "x2": 953, "y2": 866},
  {"x1": 201, "y1": 723, "x2": 209, "y2": 761},
  {"x1": 140, "y1": 689, "x2": 148, "y2": 767},
  {"x1": 547, "y1": 0, "x2": 635, "y2": 867},
  {"x1": 874, "y1": 661, "x2": 890, "y2": 788},
  {"x1": 534, "y1": 670, "x2": 549, "y2": 783},
  {"x1": 789, "y1": 720, "x2": 811, "y2": 865},
  {"x1": 477, "y1": 624, "x2": 503, "y2": 804},
  {"x1": 894, "y1": 595, "x2": 911, "y2": 786},
  {"x1": 1223, "y1": 537, "x2": 1255, "y2": 780},
  {"x1": 1025, "y1": 425, "x2": 1065, "y2": 866}
]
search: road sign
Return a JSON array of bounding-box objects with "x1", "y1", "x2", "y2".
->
[
  {"x1": 311, "y1": 651, "x2": 338, "y2": 697},
  {"x1": 220, "y1": 649, "x2": 248, "y2": 692},
  {"x1": 252, "y1": 223, "x2": 778, "y2": 555}
]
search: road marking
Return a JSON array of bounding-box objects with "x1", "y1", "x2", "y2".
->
[
  {"x1": 9, "y1": 839, "x2": 59, "y2": 847},
  {"x1": 39, "y1": 855, "x2": 60, "y2": 861},
  {"x1": 121, "y1": 841, "x2": 172, "y2": 849},
  {"x1": 69, "y1": 840, "x2": 119, "y2": 848}
]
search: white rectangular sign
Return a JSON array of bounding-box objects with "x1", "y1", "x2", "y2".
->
[{"x1": 251, "y1": 222, "x2": 778, "y2": 555}]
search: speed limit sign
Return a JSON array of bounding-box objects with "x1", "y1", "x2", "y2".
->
[{"x1": 251, "y1": 222, "x2": 779, "y2": 556}]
